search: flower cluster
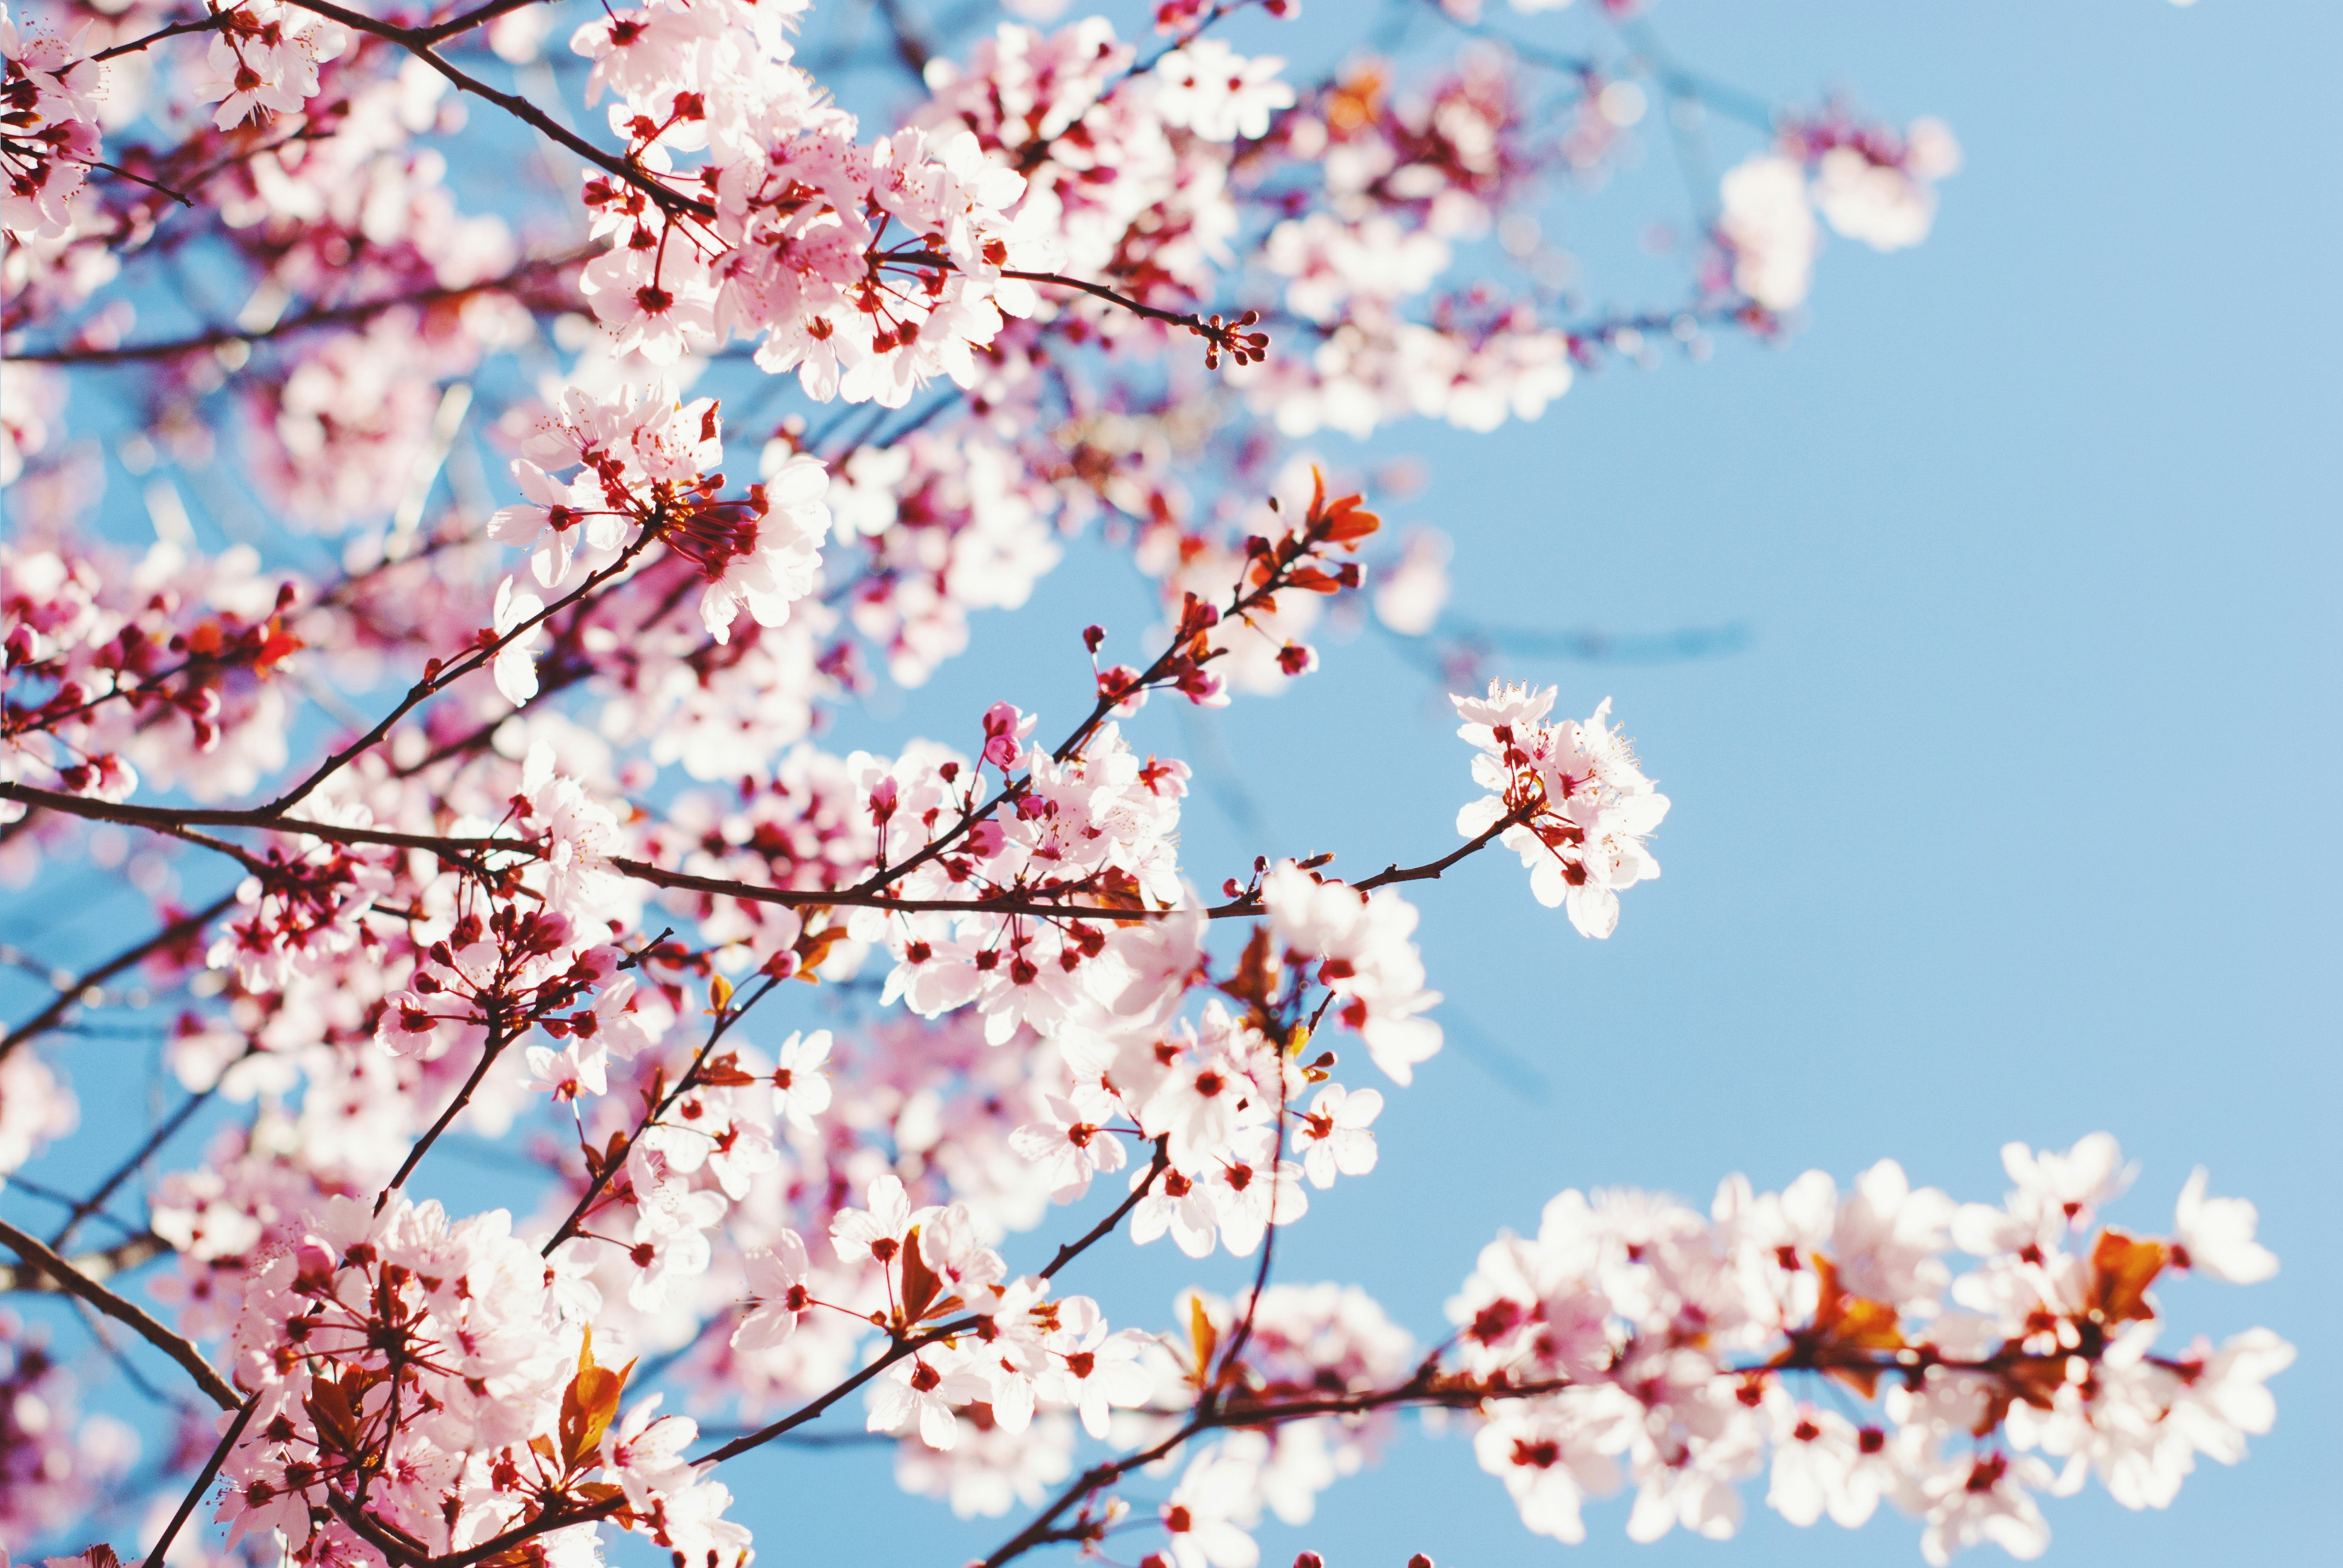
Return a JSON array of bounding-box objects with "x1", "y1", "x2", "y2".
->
[
  {"x1": 1458, "y1": 1136, "x2": 2287, "y2": 1562},
  {"x1": 490, "y1": 379, "x2": 831, "y2": 647},
  {"x1": 566, "y1": 0, "x2": 1049, "y2": 400},
  {"x1": 218, "y1": 1191, "x2": 746, "y2": 1562},
  {"x1": 1717, "y1": 112, "x2": 1962, "y2": 313},
  {"x1": 1452, "y1": 680, "x2": 1670, "y2": 938},
  {"x1": 191, "y1": 1, "x2": 347, "y2": 131},
  {"x1": 0, "y1": 2, "x2": 102, "y2": 240}
]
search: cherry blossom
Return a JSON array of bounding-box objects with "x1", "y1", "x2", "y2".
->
[
  {"x1": 1718, "y1": 154, "x2": 1819, "y2": 312},
  {"x1": 1453, "y1": 682, "x2": 1670, "y2": 937},
  {"x1": 1293, "y1": 1083, "x2": 1381, "y2": 1188},
  {"x1": 0, "y1": 5, "x2": 2282, "y2": 1566},
  {"x1": 769, "y1": 1026, "x2": 835, "y2": 1131},
  {"x1": 1155, "y1": 39, "x2": 1297, "y2": 142},
  {"x1": 0, "y1": 2, "x2": 102, "y2": 241},
  {"x1": 191, "y1": 2, "x2": 348, "y2": 132},
  {"x1": 2171, "y1": 1168, "x2": 2278, "y2": 1284}
]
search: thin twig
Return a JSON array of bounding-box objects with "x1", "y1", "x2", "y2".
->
[
  {"x1": 142, "y1": 1393, "x2": 260, "y2": 1568},
  {"x1": 281, "y1": 0, "x2": 714, "y2": 218},
  {"x1": 0, "y1": 1230, "x2": 168, "y2": 1292},
  {"x1": 51, "y1": 1069, "x2": 235, "y2": 1250},
  {"x1": 539, "y1": 975, "x2": 780, "y2": 1255},
  {"x1": 0, "y1": 892, "x2": 236, "y2": 1060},
  {"x1": 90, "y1": 12, "x2": 228, "y2": 63},
  {"x1": 12, "y1": 249, "x2": 592, "y2": 365},
  {"x1": 379, "y1": 1015, "x2": 508, "y2": 1203}
]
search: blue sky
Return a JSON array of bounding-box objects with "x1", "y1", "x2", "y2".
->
[{"x1": 7, "y1": 1, "x2": 2336, "y2": 1563}]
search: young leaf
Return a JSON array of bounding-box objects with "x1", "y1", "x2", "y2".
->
[
  {"x1": 2088, "y1": 1229, "x2": 2169, "y2": 1325},
  {"x1": 899, "y1": 1224, "x2": 945, "y2": 1326},
  {"x1": 559, "y1": 1325, "x2": 637, "y2": 1471}
]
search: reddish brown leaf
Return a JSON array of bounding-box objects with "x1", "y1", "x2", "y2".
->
[
  {"x1": 899, "y1": 1224, "x2": 945, "y2": 1325},
  {"x1": 302, "y1": 1368, "x2": 373, "y2": 1459},
  {"x1": 2088, "y1": 1229, "x2": 2168, "y2": 1324},
  {"x1": 1219, "y1": 926, "x2": 1277, "y2": 1012}
]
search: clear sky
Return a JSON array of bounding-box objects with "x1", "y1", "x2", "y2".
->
[{"x1": 8, "y1": 1, "x2": 2336, "y2": 1564}]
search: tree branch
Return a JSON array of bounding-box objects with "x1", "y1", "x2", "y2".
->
[
  {"x1": 1038, "y1": 1138, "x2": 1169, "y2": 1282},
  {"x1": 379, "y1": 1013, "x2": 508, "y2": 1203},
  {"x1": 539, "y1": 975, "x2": 781, "y2": 1255},
  {"x1": 51, "y1": 1066, "x2": 238, "y2": 1251},
  {"x1": 0, "y1": 1217, "x2": 234, "y2": 1408},
  {"x1": 142, "y1": 1393, "x2": 260, "y2": 1568},
  {"x1": 10, "y1": 249, "x2": 592, "y2": 365},
  {"x1": 0, "y1": 781, "x2": 1532, "y2": 929},
  {"x1": 281, "y1": 0, "x2": 715, "y2": 219},
  {"x1": 0, "y1": 1229, "x2": 169, "y2": 1292},
  {"x1": 89, "y1": 13, "x2": 229, "y2": 63},
  {"x1": 412, "y1": 0, "x2": 550, "y2": 46}
]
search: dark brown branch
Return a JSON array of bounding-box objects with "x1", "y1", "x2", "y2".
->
[
  {"x1": 977, "y1": 1368, "x2": 1577, "y2": 1568},
  {"x1": 413, "y1": 0, "x2": 549, "y2": 45},
  {"x1": 379, "y1": 1014, "x2": 508, "y2": 1203},
  {"x1": 0, "y1": 1229, "x2": 168, "y2": 1292},
  {"x1": 0, "y1": 781, "x2": 1532, "y2": 930},
  {"x1": 978, "y1": 1421, "x2": 1203, "y2": 1567},
  {"x1": 1038, "y1": 1138, "x2": 1170, "y2": 1281},
  {"x1": 281, "y1": 0, "x2": 715, "y2": 219},
  {"x1": 418, "y1": 1138, "x2": 1172, "y2": 1565},
  {"x1": 90, "y1": 13, "x2": 228, "y2": 63},
  {"x1": 0, "y1": 1217, "x2": 234, "y2": 1408},
  {"x1": 258, "y1": 529, "x2": 658, "y2": 816},
  {"x1": 11, "y1": 249, "x2": 591, "y2": 365},
  {"x1": 1344, "y1": 797, "x2": 1541, "y2": 900},
  {"x1": 418, "y1": 1315, "x2": 980, "y2": 1567},
  {"x1": 870, "y1": 0, "x2": 932, "y2": 77},
  {"x1": 142, "y1": 1392, "x2": 260, "y2": 1568},
  {"x1": 539, "y1": 975, "x2": 781, "y2": 1255},
  {"x1": 883, "y1": 250, "x2": 1263, "y2": 355},
  {"x1": 78, "y1": 153, "x2": 195, "y2": 206}
]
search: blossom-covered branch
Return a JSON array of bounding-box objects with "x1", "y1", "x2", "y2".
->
[{"x1": 0, "y1": 2, "x2": 2272, "y2": 1566}]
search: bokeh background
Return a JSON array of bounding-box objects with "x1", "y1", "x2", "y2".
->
[{"x1": 7, "y1": 1, "x2": 2336, "y2": 1563}]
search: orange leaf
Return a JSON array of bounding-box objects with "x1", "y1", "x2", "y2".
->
[
  {"x1": 1188, "y1": 1292, "x2": 1220, "y2": 1383},
  {"x1": 1315, "y1": 496, "x2": 1380, "y2": 547},
  {"x1": 2088, "y1": 1229, "x2": 2168, "y2": 1324},
  {"x1": 559, "y1": 1325, "x2": 635, "y2": 1471},
  {"x1": 793, "y1": 924, "x2": 846, "y2": 983},
  {"x1": 254, "y1": 619, "x2": 304, "y2": 672},
  {"x1": 1806, "y1": 1255, "x2": 1906, "y2": 1398},
  {"x1": 698, "y1": 1051, "x2": 759, "y2": 1089},
  {"x1": 2001, "y1": 1355, "x2": 2068, "y2": 1416}
]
